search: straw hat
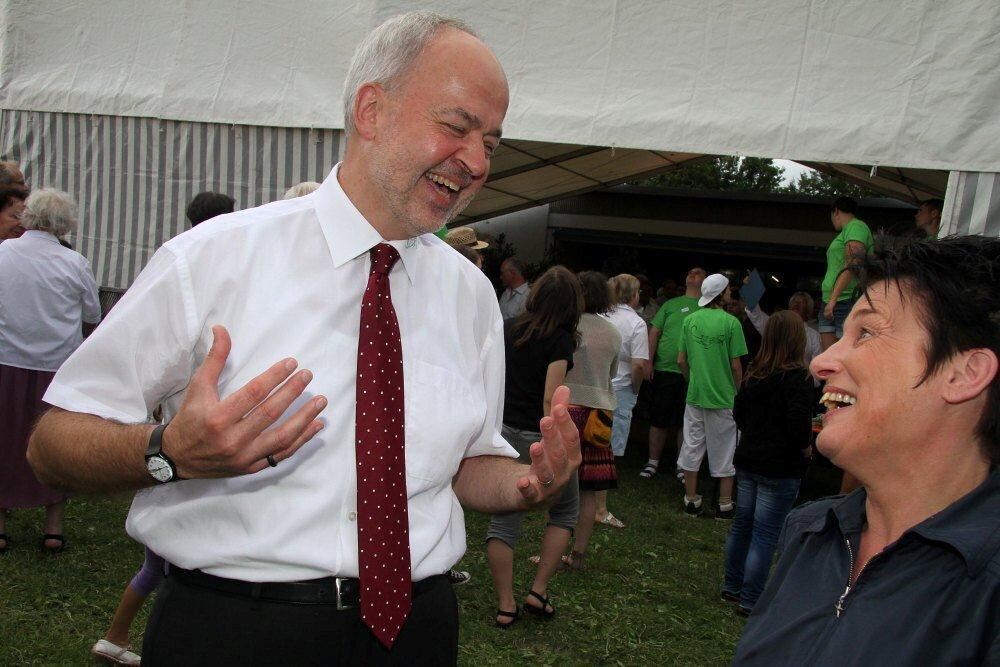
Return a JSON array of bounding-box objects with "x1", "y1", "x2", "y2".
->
[{"x1": 444, "y1": 226, "x2": 488, "y2": 250}]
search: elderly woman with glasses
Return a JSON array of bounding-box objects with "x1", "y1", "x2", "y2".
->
[{"x1": 0, "y1": 188, "x2": 101, "y2": 554}]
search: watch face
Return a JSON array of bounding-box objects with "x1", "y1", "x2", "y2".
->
[{"x1": 147, "y1": 456, "x2": 174, "y2": 483}]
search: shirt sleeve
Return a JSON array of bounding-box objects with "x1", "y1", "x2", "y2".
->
[
  {"x1": 43, "y1": 246, "x2": 200, "y2": 423},
  {"x1": 463, "y1": 301, "x2": 517, "y2": 460},
  {"x1": 651, "y1": 302, "x2": 668, "y2": 330},
  {"x1": 729, "y1": 317, "x2": 749, "y2": 358},
  {"x1": 77, "y1": 257, "x2": 102, "y2": 324},
  {"x1": 630, "y1": 318, "x2": 649, "y2": 360},
  {"x1": 843, "y1": 220, "x2": 872, "y2": 247}
]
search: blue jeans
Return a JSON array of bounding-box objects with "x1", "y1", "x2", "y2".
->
[
  {"x1": 723, "y1": 471, "x2": 801, "y2": 611},
  {"x1": 610, "y1": 386, "x2": 638, "y2": 457},
  {"x1": 817, "y1": 299, "x2": 854, "y2": 338}
]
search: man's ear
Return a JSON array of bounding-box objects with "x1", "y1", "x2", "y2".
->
[
  {"x1": 942, "y1": 348, "x2": 998, "y2": 405},
  {"x1": 352, "y1": 83, "x2": 385, "y2": 141}
]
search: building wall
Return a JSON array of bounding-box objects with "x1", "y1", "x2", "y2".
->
[{"x1": 1, "y1": 109, "x2": 343, "y2": 288}]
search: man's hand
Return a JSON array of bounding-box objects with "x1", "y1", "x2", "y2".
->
[
  {"x1": 163, "y1": 325, "x2": 327, "y2": 478},
  {"x1": 514, "y1": 386, "x2": 581, "y2": 506}
]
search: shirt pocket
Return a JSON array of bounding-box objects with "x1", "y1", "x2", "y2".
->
[{"x1": 404, "y1": 359, "x2": 485, "y2": 486}]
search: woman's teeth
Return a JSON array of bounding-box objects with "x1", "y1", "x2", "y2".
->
[{"x1": 820, "y1": 391, "x2": 856, "y2": 411}]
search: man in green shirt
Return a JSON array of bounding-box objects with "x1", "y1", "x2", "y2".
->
[
  {"x1": 639, "y1": 267, "x2": 706, "y2": 479},
  {"x1": 820, "y1": 197, "x2": 874, "y2": 349},
  {"x1": 677, "y1": 274, "x2": 747, "y2": 519}
]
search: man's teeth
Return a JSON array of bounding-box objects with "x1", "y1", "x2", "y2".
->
[
  {"x1": 428, "y1": 174, "x2": 459, "y2": 192},
  {"x1": 819, "y1": 392, "x2": 857, "y2": 410}
]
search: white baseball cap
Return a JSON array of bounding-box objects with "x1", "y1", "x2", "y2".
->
[{"x1": 698, "y1": 273, "x2": 730, "y2": 307}]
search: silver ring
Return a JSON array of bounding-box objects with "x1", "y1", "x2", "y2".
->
[
  {"x1": 266, "y1": 454, "x2": 278, "y2": 468},
  {"x1": 540, "y1": 477, "x2": 554, "y2": 487}
]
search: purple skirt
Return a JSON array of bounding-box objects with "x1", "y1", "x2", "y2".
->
[
  {"x1": 568, "y1": 406, "x2": 618, "y2": 491},
  {"x1": 0, "y1": 364, "x2": 68, "y2": 508}
]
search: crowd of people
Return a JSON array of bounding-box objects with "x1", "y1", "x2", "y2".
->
[{"x1": 1, "y1": 9, "x2": 997, "y2": 666}]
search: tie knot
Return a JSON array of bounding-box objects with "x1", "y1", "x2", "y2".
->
[{"x1": 370, "y1": 243, "x2": 400, "y2": 276}]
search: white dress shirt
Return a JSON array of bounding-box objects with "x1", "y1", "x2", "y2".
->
[
  {"x1": 745, "y1": 305, "x2": 823, "y2": 386},
  {"x1": 45, "y1": 165, "x2": 516, "y2": 582},
  {"x1": 603, "y1": 304, "x2": 649, "y2": 391},
  {"x1": 498, "y1": 282, "x2": 530, "y2": 320},
  {"x1": 0, "y1": 230, "x2": 101, "y2": 371}
]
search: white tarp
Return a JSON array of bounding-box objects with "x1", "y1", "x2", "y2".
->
[{"x1": 2, "y1": 0, "x2": 999, "y2": 172}]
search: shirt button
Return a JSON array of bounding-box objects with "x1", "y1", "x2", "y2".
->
[{"x1": 348, "y1": 512, "x2": 357, "y2": 521}]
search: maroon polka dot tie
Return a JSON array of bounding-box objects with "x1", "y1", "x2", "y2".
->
[{"x1": 355, "y1": 243, "x2": 411, "y2": 649}]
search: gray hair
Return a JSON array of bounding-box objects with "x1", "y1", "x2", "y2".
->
[
  {"x1": 342, "y1": 11, "x2": 477, "y2": 134},
  {"x1": 282, "y1": 181, "x2": 321, "y2": 199},
  {"x1": 24, "y1": 188, "x2": 78, "y2": 237},
  {"x1": 788, "y1": 291, "x2": 815, "y2": 315},
  {"x1": 609, "y1": 273, "x2": 640, "y2": 305}
]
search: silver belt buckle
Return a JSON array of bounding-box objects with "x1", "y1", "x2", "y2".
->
[{"x1": 335, "y1": 577, "x2": 352, "y2": 611}]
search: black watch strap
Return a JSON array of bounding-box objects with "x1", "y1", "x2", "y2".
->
[{"x1": 145, "y1": 423, "x2": 183, "y2": 482}]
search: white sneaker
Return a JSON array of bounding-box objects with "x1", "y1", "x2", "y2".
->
[{"x1": 91, "y1": 639, "x2": 141, "y2": 666}]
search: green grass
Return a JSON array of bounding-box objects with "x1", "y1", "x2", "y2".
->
[{"x1": 0, "y1": 439, "x2": 755, "y2": 666}]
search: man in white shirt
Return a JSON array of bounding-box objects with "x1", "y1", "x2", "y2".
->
[
  {"x1": 27, "y1": 12, "x2": 580, "y2": 665},
  {"x1": 498, "y1": 256, "x2": 530, "y2": 320}
]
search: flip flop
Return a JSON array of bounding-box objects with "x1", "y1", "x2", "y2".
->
[
  {"x1": 596, "y1": 512, "x2": 625, "y2": 528},
  {"x1": 639, "y1": 464, "x2": 658, "y2": 478}
]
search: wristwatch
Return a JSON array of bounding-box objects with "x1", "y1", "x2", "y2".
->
[{"x1": 145, "y1": 424, "x2": 181, "y2": 483}]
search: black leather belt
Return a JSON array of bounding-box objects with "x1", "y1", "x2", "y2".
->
[{"x1": 168, "y1": 566, "x2": 446, "y2": 610}]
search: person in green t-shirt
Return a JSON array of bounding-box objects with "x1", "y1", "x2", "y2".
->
[
  {"x1": 638, "y1": 267, "x2": 706, "y2": 480},
  {"x1": 677, "y1": 274, "x2": 747, "y2": 519},
  {"x1": 820, "y1": 196, "x2": 874, "y2": 349}
]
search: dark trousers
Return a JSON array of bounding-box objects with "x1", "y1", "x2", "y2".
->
[{"x1": 142, "y1": 572, "x2": 459, "y2": 666}]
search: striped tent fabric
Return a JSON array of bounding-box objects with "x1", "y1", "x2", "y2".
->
[
  {"x1": 0, "y1": 109, "x2": 343, "y2": 288},
  {"x1": 940, "y1": 171, "x2": 1000, "y2": 239}
]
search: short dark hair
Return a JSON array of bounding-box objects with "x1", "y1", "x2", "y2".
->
[
  {"x1": 921, "y1": 198, "x2": 944, "y2": 215},
  {"x1": 577, "y1": 271, "x2": 612, "y2": 314},
  {"x1": 502, "y1": 257, "x2": 526, "y2": 277},
  {"x1": 186, "y1": 191, "x2": 236, "y2": 226},
  {"x1": 0, "y1": 185, "x2": 27, "y2": 211},
  {"x1": 831, "y1": 196, "x2": 858, "y2": 215},
  {"x1": 858, "y1": 235, "x2": 1000, "y2": 463}
]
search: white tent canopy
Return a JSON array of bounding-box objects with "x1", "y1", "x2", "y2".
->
[
  {"x1": 4, "y1": 0, "x2": 999, "y2": 173},
  {"x1": 1, "y1": 0, "x2": 997, "y2": 287}
]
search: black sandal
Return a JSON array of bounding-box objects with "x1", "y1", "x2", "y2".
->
[
  {"x1": 494, "y1": 606, "x2": 520, "y2": 629},
  {"x1": 41, "y1": 533, "x2": 66, "y2": 554},
  {"x1": 523, "y1": 590, "x2": 555, "y2": 619},
  {"x1": 0, "y1": 533, "x2": 8, "y2": 555}
]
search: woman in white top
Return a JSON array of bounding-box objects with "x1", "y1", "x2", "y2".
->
[{"x1": 0, "y1": 189, "x2": 101, "y2": 554}]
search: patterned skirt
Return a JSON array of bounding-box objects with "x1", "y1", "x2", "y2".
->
[
  {"x1": 568, "y1": 405, "x2": 618, "y2": 491},
  {"x1": 0, "y1": 364, "x2": 68, "y2": 508}
]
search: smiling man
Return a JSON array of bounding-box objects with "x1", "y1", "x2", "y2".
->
[
  {"x1": 27, "y1": 12, "x2": 581, "y2": 665},
  {"x1": 732, "y1": 236, "x2": 1000, "y2": 665}
]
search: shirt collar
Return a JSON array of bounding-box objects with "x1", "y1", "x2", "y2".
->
[
  {"x1": 803, "y1": 469, "x2": 1000, "y2": 576},
  {"x1": 21, "y1": 230, "x2": 60, "y2": 244},
  {"x1": 512, "y1": 282, "x2": 530, "y2": 295},
  {"x1": 312, "y1": 163, "x2": 419, "y2": 285}
]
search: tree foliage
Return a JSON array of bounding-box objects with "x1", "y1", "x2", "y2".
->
[
  {"x1": 632, "y1": 156, "x2": 878, "y2": 199},
  {"x1": 783, "y1": 170, "x2": 878, "y2": 198},
  {"x1": 634, "y1": 156, "x2": 785, "y2": 193}
]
